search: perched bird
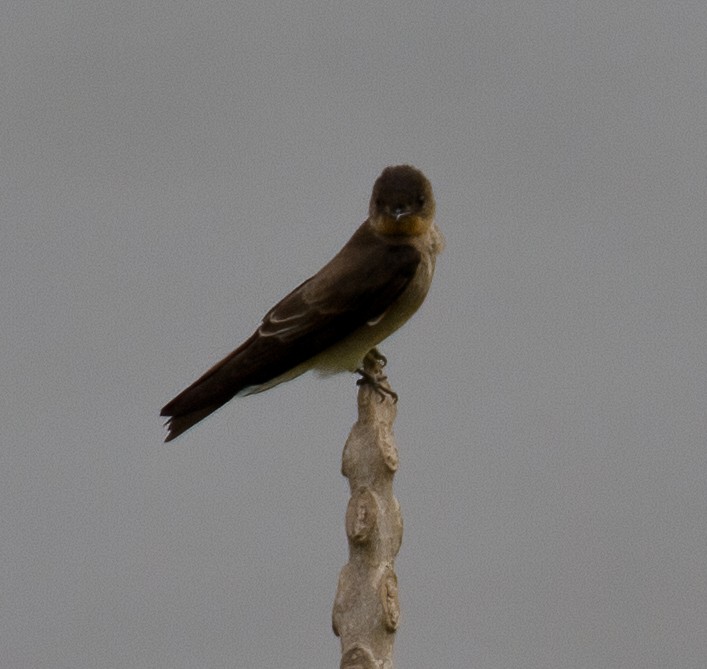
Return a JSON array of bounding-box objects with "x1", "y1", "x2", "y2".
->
[{"x1": 161, "y1": 164, "x2": 444, "y2": 441}]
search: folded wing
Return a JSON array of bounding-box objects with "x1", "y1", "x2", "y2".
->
[{"x1": 160, "y1": 224, "x2": 421, "y2": 441}]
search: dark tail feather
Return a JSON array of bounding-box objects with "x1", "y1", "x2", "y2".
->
[
  {"x1": 160, "y1": 371, "x2": 238, "y2": 441},
  {"x1": 162, "y1": 404, "x2": 223, "y2": 442},
  {"x1": 159, "y1": 343, "x2": 254, "y2": 442},
  {"x1": 159, "y1": 330, "x2": 292, "y2": 441},
  {"x1": 160, "y1": 363, "x2": 241, "y2": 442}
]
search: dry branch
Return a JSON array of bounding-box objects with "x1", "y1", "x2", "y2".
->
[{"x1": 332, "y1": 354, "x2": 403, "y2": 669}]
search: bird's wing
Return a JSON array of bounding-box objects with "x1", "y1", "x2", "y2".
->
[
  {"x1": 160, "y1": 224, "x2": 420, "y2": 438},
  {"x1": 258, "y1": 228, "x2": 421, "y2": 349}
]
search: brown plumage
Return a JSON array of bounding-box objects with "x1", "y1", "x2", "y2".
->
[{"x1": 160, "y1": 165, "x2": 443, "y2": 441}]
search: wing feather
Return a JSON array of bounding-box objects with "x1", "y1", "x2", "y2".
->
[{"x1": 160, "y1": 223, "x2": 420, "y2": 439}]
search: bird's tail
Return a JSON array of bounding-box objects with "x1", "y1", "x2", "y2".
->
[
  {"x1": 160, "y1": 351, "x2": 249, "y2": 442},
  {"x1": 161, "y1": 403, "x2": 223, "y2": 442}
]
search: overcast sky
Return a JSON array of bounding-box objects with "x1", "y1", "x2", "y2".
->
[{"x1": 3, "y1": 2, "x2": 706, "y2": 668}]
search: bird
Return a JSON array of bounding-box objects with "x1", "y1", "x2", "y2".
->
[{"x1": 160, "y1": 164, "x2": 444, "y2": 442}]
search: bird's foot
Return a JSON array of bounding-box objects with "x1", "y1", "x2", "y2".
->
[{"x1": 355, "y1": 367, "x2": 398, "y2": 403}]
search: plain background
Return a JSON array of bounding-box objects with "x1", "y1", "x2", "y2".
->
[{"x1": 3, "y1": 2, "x2": 706, "y2": 667}]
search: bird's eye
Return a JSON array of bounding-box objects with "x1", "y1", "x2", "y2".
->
[{"x1": 417, "y1": 195, "x2": 426, "y2": 205}]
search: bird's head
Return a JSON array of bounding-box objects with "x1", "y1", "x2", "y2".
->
[{"x1": 369, "y1": 165, "x2": 435, "y2": 237}]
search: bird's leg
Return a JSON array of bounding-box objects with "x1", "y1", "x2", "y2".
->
[
  {"x1": 356, "y1": 349, "x2": 398, "y2": 403},
  {"x1": 368, "y1": 347, "x2": 387, "y2": 367},
  {"x1": 356, "y1": 369, "x2": 398, "y2": 402}
]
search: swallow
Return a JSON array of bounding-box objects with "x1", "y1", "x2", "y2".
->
[{"x1": 160, "y1": 164, "x2": 444, "y2": 441}]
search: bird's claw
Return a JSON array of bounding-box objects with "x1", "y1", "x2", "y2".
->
[{"x1": 355, "y1": 367, "x2": 398, "y2": 403}]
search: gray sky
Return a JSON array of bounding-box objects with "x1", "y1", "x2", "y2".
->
[{"x1": 3, "y1": 2, "x2": 706, "y2": 667}]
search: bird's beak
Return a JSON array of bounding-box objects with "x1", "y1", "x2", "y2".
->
[{"x1": 392, "y1": 208, "x2": 411, "y2": 221}]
